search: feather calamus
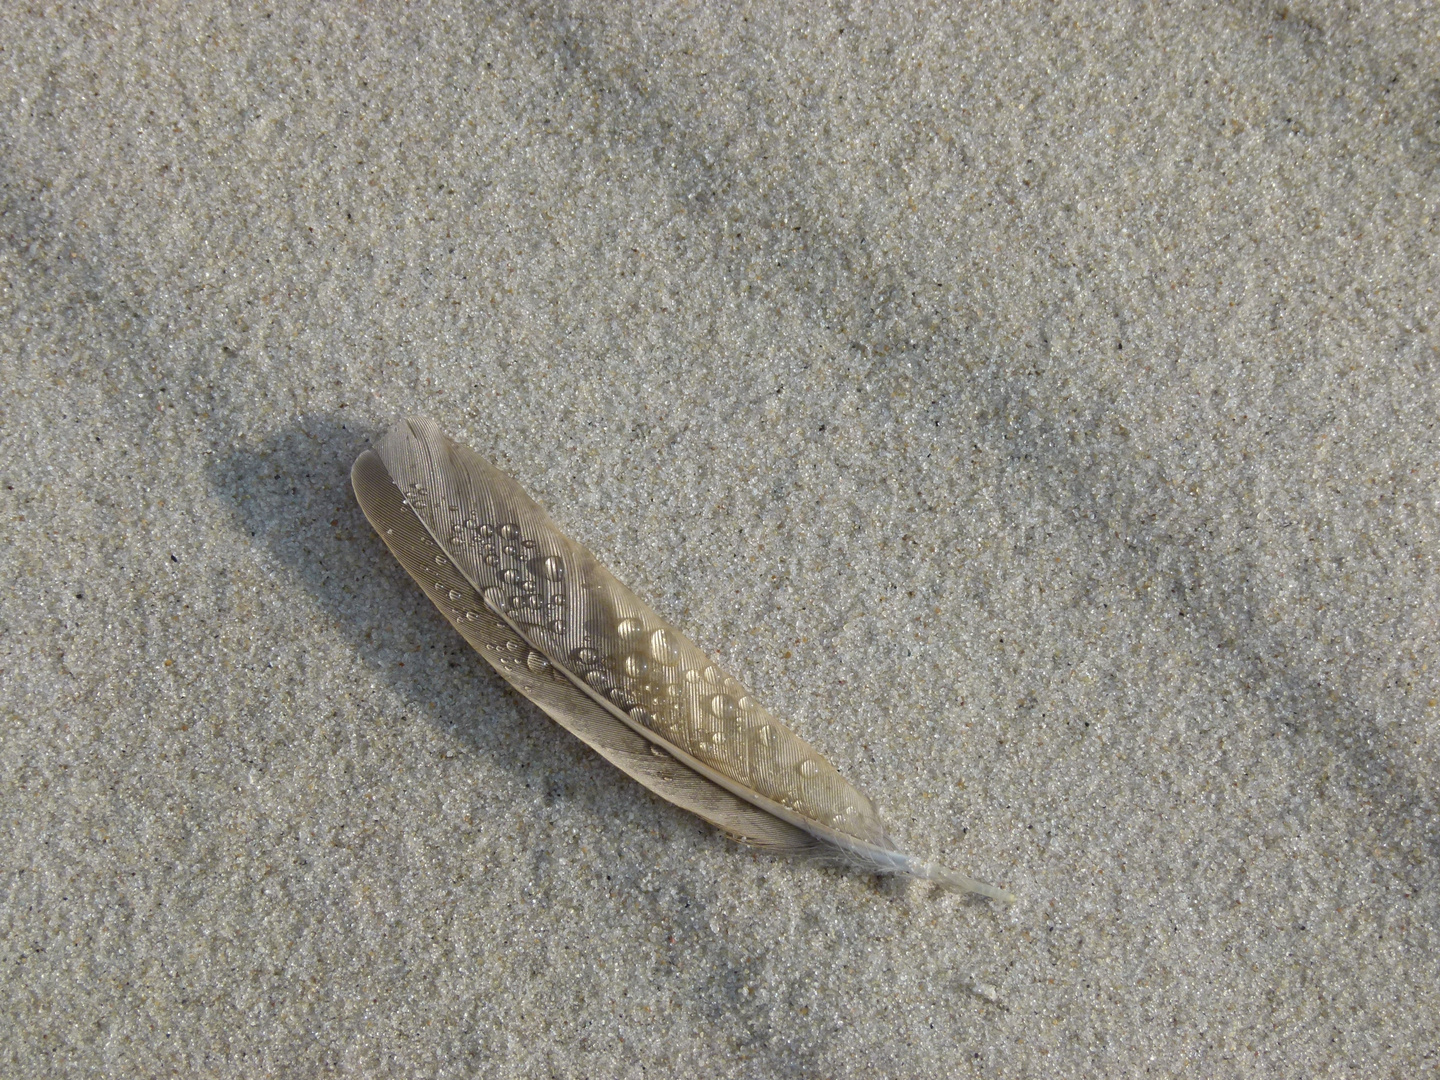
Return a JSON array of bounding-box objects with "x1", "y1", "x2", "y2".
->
[{"x1": 351, "y1": 418, "x2": 1014, "y2": 903}]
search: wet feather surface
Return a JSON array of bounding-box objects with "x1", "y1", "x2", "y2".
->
[{"x1": 352, "y1": 417, "x2": 1013, "y2": 902}]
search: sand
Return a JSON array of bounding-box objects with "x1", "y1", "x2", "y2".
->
[{"x1": 2, "y1": 2, "x2": 1436, "y2": 1076}]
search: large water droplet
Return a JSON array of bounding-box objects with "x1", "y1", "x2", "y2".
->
[
  {"x1": 616, "y1": 617, "x2": 645, "y2": 640},
  {"x1": 540, "y1": 556, "x2": 565, "y2": 581},
  {"x1": 798, "y1": 759, "x2": 819, "y2": 778},
  {"x1": 624, "y1": 653, "x2": 650, "y2": 679},
  {"x1": 648, "y1": 628, "x2": 680, "y2": 665},
  {"x1": 709, "y1": 694, "x2": 737, "y2": 721}
]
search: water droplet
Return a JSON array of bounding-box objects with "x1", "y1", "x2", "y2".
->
[
  {"x1": 522, "y1": 539, "x2": 536, "y2": 549},
  {"x1": 585, "y1": 671, "x2": 608, "y2": 689},
  {"x1": 503, "y1": 545, "x2": 519, "y2": 557},
  {"x1": 540, "y1": 556, "x2": 565, "y2": 581},
  {"x1": 844, "y1": 804, "x2": 857, "y2": 816},
  {"x1": 527, "y1": 651, "x2": 550, "y2": 672},
  {"x1": 737, "y1": 696, "x2": 755, "y2": 711},
  {"x1": 648, "y1": 628, "x2": 680, "y2": 665},
  {"x1": 710, "y1": 731, "x2": 726, "y2": 746},
  {"x1": 702, "y1": 666, "x2": 721, "y2": 683},
  {"x1": 500, "y1": 524, "x2": 520, "y2": 541},
  {"x1": 709, "y1": 694, "x2": 737, "y2": 721},
  {"x1": 575, "y1": 647, "x2": 599, "y2": 664},
  {"x1": 465, "y1": 611, "x2": 477, "y2": 621},
  {"x1": 506, "y1": 640, "x2": 522, "y2": 652},
  {"x1": 629, "y1": 706, "x2": 653, "y2": 725},
  {"x1": 616, "y1": 617, "x2": 645, "y2": 640},
  {"x1": 549, "y1": 619, "x2": 565, "y2": 633},
  {"x1": 477, "y1": 524, "x2": 495, "y2": 537},
  {"x1": 500, "y1": 568, "x2": 522, "y2": 584},
  {"x1": 624, "y1": 653, "x2": 650, "y2": 679},
  {"x1": 609, "y1": 688, "x2": 636, "y2": 708},
  {"x1": 756, "y1": 725, "x2": 773, "y2": 746},
  {"x1": 435, "y1": 556, "x2": 448, "y2": 566},
  {"x1": 521, "y1": 580, "x2": 538, "y2": 593},
  {"x1": 448, "y1": 589, "x2": 461, "y2": 601},
  {"x1": 484, "y1": 554, "x2": 500, "y2": 566},
  {"x1": 683, "y1": 668, "x2": 704, "y2": 684},
  {"x1": 552, "y1": 594, "x2": 565, "y2": 605},
  {"x1": 798, "y1": 759, "x2": 820, "y2": 777}
]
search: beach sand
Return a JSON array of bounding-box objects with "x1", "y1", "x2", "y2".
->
[{"x1": 2, "y1": 3, "x2": 1436, "y2": 1075}]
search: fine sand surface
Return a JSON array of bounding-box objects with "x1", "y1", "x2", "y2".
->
[{"x1": 2, "y1": 4, "x2": 1436, "y2": 1076}]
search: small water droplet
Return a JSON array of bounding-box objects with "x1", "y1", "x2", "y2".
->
[
  {"x1": 609, "y1": 688, "x2": 636, "y2": 708},
  {"x1": 648, "y1": 628, "x2": 680, "y2": 665},
  {"x1": 540, "y1": 556, "x2": 565, "y2": 581},
  {"x1": 737, "y1": 696, "x2": 755, "y2": 711},
  {"x1": 709, "y1": 694, "x2": 737, "y2": 721},
  {"x1": 624, "y1": 653, "x2": 650, "y2": 679},
  {"x1": 702, "y1": 666, "x2": 721, "y2": 683},
  {"x1": 756, "y1": 725, "x2": 773, "y2": 746},
  {"x1": 500, "y1": 524, "x2": 520, "y2": 541},
  {"x1": 710, "y1": 731, "x2": 726, "y2": 746},
  {"x1": 616, "y1": 617, "x2": 645, "y2": 640},
  {"x1": 798, "y1": 760, "x2": 820, "y2": 777},
  {"x1": 435, "y1": 556, "x2": 448, "y2": 566},
  {"x1": 503, "y1": 545, "x2": 519, "y2": 557},
  {"x1": 522, "y1": 539, "x2": 536, "y2": 549},
  {"x1": 506, "y1": 640, "x2": 522, "y2": 652},
  {"x1": 629, "y1": 706, "x2": 653, "y2": 725},
  {"x1": 448, "y1": 589, "x2": 461, "y2": 601},
  {"x1": 550, "y1": 619, "x2": 565, "y2": 633},
  {"x1": 527, "y1": 651, "x2": 550, "y2": 672},
  {"x1": 575, "y1": 647, "x2": 599, "y2": 664},
  {"x1": 484, "y1": 554, "x2": 500, "y2": 566},
  {"x1": 521, "y1": 580, "x2": 538, "y2": 593},
  {"x1": 683, "y1": 668, "x2": 704, "y2": 684},
  {"x1": 465, "y1": 611, "x2": 477, "y2": 621},
  {"x1": 385, "y1": 528, "x2": 393, "y2": 535},
  {"x1": 585, "y1": 671, "x2": 608, "y2": 689},
  {"x1": 501, "y1": 568, "x2": 522, "y2": 584},
  {"x1": 478, "y1": 524, "x2": 495, "y2": 537}
]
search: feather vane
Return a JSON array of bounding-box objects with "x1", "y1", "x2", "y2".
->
[{"x1": 352, "y1": 418, "x2": 1013, "y2": 902}]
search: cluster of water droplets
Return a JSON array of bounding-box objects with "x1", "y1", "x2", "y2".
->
[
  {"x1": 443, "y1": 517, "x2": 569, "y2": 636},
  {"x1": 561, "y1": 615, "x2": 842, "y2": 809}
]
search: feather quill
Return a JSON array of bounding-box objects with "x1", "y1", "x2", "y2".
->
[{"x1": 351, "y1": 418, "x2": 1013, "y2": 903}]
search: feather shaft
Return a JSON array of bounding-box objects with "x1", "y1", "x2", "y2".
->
[{"x1": 352, "y1": 418, "x2": 1013, "y2": 903}]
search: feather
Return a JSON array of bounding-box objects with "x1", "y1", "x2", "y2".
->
[{"x1": 351, "y1": 418, "x2": 1014, "y2": 903}]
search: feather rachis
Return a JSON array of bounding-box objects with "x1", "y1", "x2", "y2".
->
[{"x1": 353, "y1": 418, "x2": 1012, "y2": 902}]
